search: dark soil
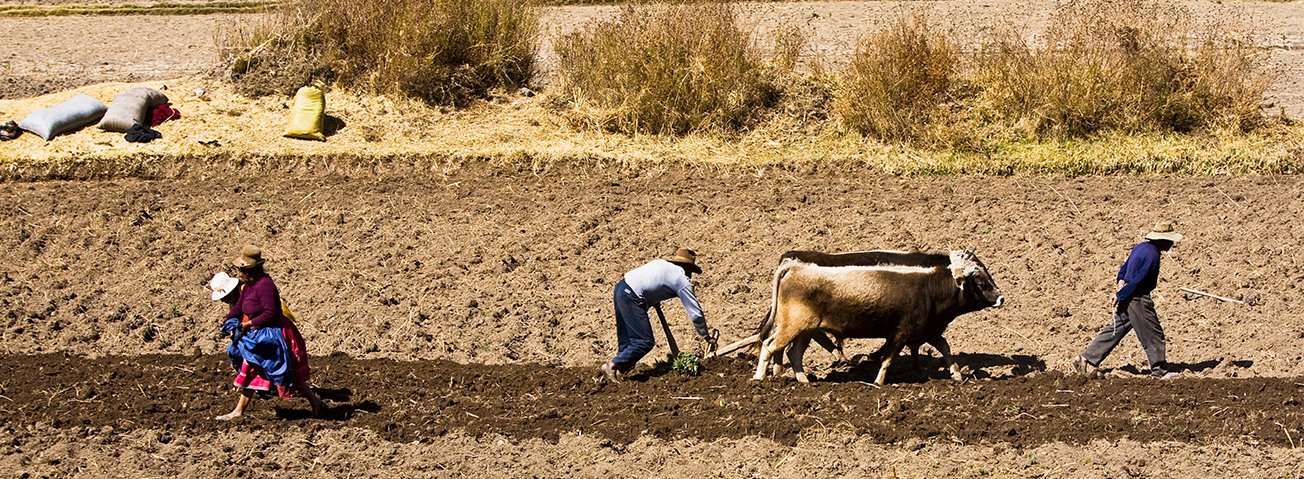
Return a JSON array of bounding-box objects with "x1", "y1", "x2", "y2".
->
[{"x1": 4, "y1": 352, "x2": 1301, "y2": 451}]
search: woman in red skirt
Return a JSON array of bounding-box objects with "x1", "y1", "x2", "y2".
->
[{"x1": 209, "y1": 245, "x2": 326, "y2": 420}]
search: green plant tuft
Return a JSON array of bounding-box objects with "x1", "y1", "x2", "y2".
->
[{"x1": 670, "y1": 352, "x2": 702, "y2": 376}]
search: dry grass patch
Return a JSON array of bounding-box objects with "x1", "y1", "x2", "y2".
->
[
  {"x1": 0, "y1": 2, "x2": 278, "y2": 17},
  {"x1": 0, "y1": 78, "x2": 1299, "y2": 179},
  {"x1": 552, "y1": 1, "x2": 786, "y2": 135},
  {"x1": 836, "y1": 12, "x2": 956, "y2": 146},
  {"x1": 834, "y1": 0, "x2": 1277, "y2": 148},
  {"x1": 216, "y1": 0, "x2": 538, "y2": 104},
  {"x1": 968, "y1": 0, "x2": 1272, "y2": 139}
]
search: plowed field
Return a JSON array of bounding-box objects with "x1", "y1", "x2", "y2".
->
[
  {"x1": 4, "y1": 1, "x2": 1304, "y2": 477},
  {"x1": 4, "y1": 165, "x2": 1304, "y2": 476}
]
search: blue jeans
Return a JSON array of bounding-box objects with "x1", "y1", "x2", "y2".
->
[{"x1": 611, "y1": 279, "x2": 655, "y2": 372}]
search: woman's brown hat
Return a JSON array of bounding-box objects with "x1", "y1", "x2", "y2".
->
[
  {"x1": 669, "y1": 248, "x2": 702, "y2": 274},
  {"x1": 234, "y1": 244, "x2": 266, "y2": 269}
]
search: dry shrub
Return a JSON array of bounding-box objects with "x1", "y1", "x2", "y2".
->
[
  {"x1": 217, "y1": 0, "x2": 538, "y2": 105},
  {"x1": 836, "y1": 12, "x2": 956, "y2": 145},
  {"x1": 972, "y1": 0, "x2": 1272, "y2": 138},
  {"x1": 214, "y1": 10, "x2": 316, "y2": 97},
  {"x1": 553, "y1": 1, "x2": 781, "y2": 135},
  {"x1": 770, "y1": 22, "x2": 808, "y2": 72}
]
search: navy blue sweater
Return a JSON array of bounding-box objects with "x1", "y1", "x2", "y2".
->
[{"x1": 1116, "y1": 241, "x2": 1162, "y2": 302}]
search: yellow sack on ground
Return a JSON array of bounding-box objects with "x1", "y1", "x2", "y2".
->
[{"x1": 283, "y1": 86, "x2": 325, "y2": 141}]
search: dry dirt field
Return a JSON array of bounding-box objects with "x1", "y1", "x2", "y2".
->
[
  {"x1": 5, "y1": 164, "x2": 1304, "y2": 476},
  {"x1": 3, "y1": 1, "x2": 1304, "y2": 478}
]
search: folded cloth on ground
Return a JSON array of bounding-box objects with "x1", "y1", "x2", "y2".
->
[
  {"x1": 283, "y1": 86, "x2": 326, "y2": 141},
  {"x1": 125, "y1": 124, "x2": 162, "y2": 143},
  {"x1": 18, "y1": 94, "x2": 108, "y2": 141},
  {"x1": 148, "y1": 104, "x2": 180, "y2": 126},
  {"x1": 0, "y1": 120, "x2": 19, "y2": 141},
  {"x1": 99, "y1": 87, "x2": 170, "y2": 132}
]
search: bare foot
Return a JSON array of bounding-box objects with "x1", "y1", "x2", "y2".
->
[
  {"x1": 311, "y1": 402, "x2": 327, "y2": 419},
  {"x1": 215, "y1": 411, "x2": 241, "y2": 421}
]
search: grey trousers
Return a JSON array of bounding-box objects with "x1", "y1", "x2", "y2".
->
[{"x1": 1081, "y1": 294, "x2": 1169, "y2": 376}]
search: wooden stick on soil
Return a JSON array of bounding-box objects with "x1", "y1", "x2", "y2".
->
[
  {"x1": 1048, "y1": 185, "x2": 1081, "y2": 215},
  {"x1": 653, "y1": 305, "x2": 679, "y2": 356},
  {"x1": 703, "y1": 333, "x2": 759, "y2": 359},
  {"x1": 1179, "y1": 287, "x2": 1244, "y2": 304},
  {"x1": 1216, "y1": 186, "x2": 1242, "y2": 208}
]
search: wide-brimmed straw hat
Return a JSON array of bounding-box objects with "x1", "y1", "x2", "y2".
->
[
  {"x1": 233, "y1": 244, "x2": 266, "y2": 269},
  {"x1": 1143, "y1": 222, "x2": 1183, "y2": 243},
  {"x1": 208, "y1": 272, "x2": 240, "y2": 301},
  {"x1": 668, "y1": 248, "x2": 702, "y2": 274}
]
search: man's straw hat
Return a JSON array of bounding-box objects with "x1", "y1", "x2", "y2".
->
[
  {"x1": 1143, "y1": 222, "x2": 1183, "y2": 243},
  {"x1": 668, "y1": 248, "x2": 702, "y2": 274}
]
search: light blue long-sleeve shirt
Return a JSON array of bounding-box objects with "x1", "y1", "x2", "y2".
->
[{"x1": 623, "y1": 260, "x2": 709, "y2": 339}]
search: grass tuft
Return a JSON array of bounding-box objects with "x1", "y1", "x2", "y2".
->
[
  {"x1": 552, "y1": 1, "x2": 789, "y2": 135},
  {"x1": 834, "y1": 0, "x2": 1276, "y2": 147},
  {"x1": 653, "y1": 352, "x2": 703, "y2": 376},
  {"x1": 216, "y1": 0, "x2": 538, "y2": 105},
  {"x1": 966, "y1": 0, "x2": 1272, "y2": 139},
  {"x1": 836, "y1": 12, "x2": 956, "y2": 145}
]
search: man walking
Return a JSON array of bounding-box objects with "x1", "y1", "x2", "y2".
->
[
  {"x1": 1073, "y1": 222, "x2": 1183, "y2": 379},
  {"x1": 602, "y1": 248, "x2": 717, "y2": 383}
]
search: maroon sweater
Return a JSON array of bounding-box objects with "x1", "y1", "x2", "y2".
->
[{"x1": 225, "y1": 275, "x2": 283, "y2": 329}]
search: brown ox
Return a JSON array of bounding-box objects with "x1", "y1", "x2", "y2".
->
[
  {"x1": 753, "y1": 250, "x2": 1004, "y2": 385},
  {"x1": 758, "y1": 250, "x2": 955, "y2": 375}
]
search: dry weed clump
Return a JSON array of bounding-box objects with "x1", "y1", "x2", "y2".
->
[
  {"x1": 552, "y1": 1, "x2": 785, "y2": 135},
  {"x1": 0, "y1": 2, "x2": 277, "y2": 17},
  {"x1": 836, "y1": 12, "x2": 956, "y2": 146},
  {"x1": 216, "y1": 0, "x2": 538, "y2": 105},
  {"x1": 970, "y1": 0, "x2": 1271, "y2": 139},
  {"x1": 834, "y1": 0, "x2": 1274, "y2": 147}
]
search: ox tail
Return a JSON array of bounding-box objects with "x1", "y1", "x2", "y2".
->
[{"x1": 749, "y1": 261, "x2": 800, "y2": 354}]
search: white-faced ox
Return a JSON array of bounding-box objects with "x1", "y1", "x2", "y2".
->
[
  {"x1": 755, "y1": 250, "x2": 955, "y2": 372},
  {"x1": 753, "y1": 250, "x2": 1005, "y2": 385}
]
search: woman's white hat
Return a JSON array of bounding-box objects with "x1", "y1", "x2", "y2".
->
[{"x1": 209, "y1": 272, "x2": 240, "y2": 301}]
